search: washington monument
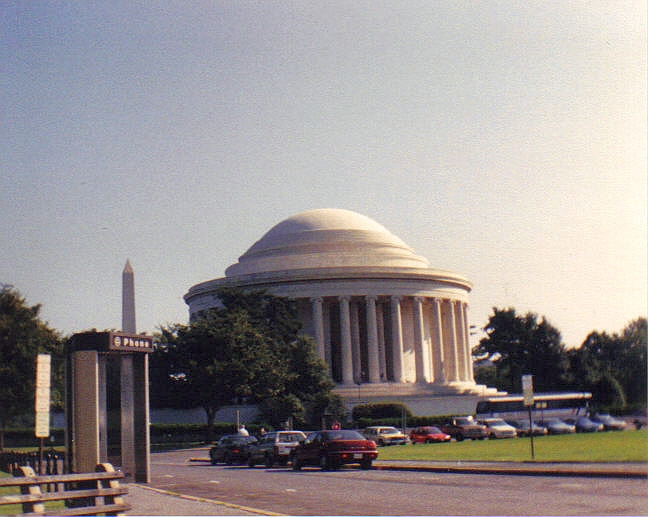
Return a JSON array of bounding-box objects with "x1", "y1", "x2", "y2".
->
[{"x1": 122, "y1": 259, "x2": 136, "y2": 333}]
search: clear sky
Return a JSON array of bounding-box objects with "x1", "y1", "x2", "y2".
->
[{"x1": 2, "y1": 1, "x2": 646, "y2": 348}]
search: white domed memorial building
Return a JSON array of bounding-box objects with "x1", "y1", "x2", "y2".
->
[{"x1": 185, "y1": 209, "x2": 498, "y2": 415}]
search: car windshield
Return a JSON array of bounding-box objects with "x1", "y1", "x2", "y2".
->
[
  {"x1": 427, "y1": 427, "x2": 442, "y2": 433},
  {"x1": 322, "y1": 430, "x2": 365, "y2": 441},
  {"x1": 279, "y1": 433, "x2": 304, "y2": 442}
]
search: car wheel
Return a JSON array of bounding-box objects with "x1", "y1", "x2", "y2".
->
[
  {"x1": 292, "y1": 456, "x2": 302, "y2": 471},
  {"x1": 210, "y1": 457, "x2": 217, "y2": 465},
  {"x1": 265, "y1": 454, "x2": 274, "y2": 468},
  {"x1": 224, "y1": 452, "x2": 233, "y2": 465},
  {"x1": 425, "y1": 439, "x2": 432, "y2": 444},
  {"x1": 360, "y1": 458, "x2": 372, "y2": 470},
  {"x1": 248, "y1": 456, "x2": 256, "y2": 468},
  {"x1": 456, "y1": 434, "x2": 464, "y2": 442}
]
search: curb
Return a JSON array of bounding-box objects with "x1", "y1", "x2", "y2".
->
[{"x1": 372, "y1": 461, "x2": 648, "y2": 479}]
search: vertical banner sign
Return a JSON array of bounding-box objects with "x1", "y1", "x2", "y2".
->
[{"x1": 35, "y1": 354, "x2": 51, "y2": 438}]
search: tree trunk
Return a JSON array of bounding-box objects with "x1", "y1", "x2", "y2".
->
[{"x1": 205, "y1": 407, "x2": 216, "y2": 443}]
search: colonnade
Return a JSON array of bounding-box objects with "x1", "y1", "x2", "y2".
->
[{"x1": 308, "y1": 295, "x2": 475, "y2": 387}]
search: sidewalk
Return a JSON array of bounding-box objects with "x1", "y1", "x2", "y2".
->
[{"x1": 124, "y1": 460, "x2": 647, "y2": 516}]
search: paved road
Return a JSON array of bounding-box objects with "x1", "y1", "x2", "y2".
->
[{"x1": 126, "y1": 449, "x2": 648, "y2": 515}]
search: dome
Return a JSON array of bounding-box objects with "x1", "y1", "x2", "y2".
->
[{"x1": 225, "y1": 208, "x2": 431, "y2": 277}]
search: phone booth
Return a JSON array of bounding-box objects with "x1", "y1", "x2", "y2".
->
[{"x1": 65, "y1": 331, "x2": 152, "y2": 482}]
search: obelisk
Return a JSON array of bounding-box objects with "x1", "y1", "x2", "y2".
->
[{"x1": 122, "y1": 259, "x2": 136, "y2": 333}]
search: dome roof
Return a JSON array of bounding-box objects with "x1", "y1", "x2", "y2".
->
[{"x1": 225, "y1": 208, "x2": 431, "y2": 277}]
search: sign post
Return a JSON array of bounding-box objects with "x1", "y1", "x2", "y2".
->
[
  {"x1": 522, "y1": 374, "x2": 535, "y2": 460},
  {"x1": 35, "y1": 354, "x2": 51, "y2": 473}
]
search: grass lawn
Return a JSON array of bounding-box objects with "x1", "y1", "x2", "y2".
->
[{"x1": 377, "y1": 429, "x2": 648, "y2": 463}]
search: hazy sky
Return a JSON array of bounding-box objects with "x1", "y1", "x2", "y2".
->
[{"x1": 2, "y1": 1, "x2": 646, "y2": 348}]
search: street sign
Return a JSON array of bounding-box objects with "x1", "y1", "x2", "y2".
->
[
  {"x1": 35, "y1": 354, "x2": 51, "y2": 439},
  {"x1": 522, "y1": 374, "x2": 534, "y2": 407}
]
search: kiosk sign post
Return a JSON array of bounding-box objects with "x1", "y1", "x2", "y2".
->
[
  {"x1": 522, "y1": 374, "x2": 535, "y2": 460},
  {"x1": 35, "y1": 354, "x2": 51, "y2": 472}
]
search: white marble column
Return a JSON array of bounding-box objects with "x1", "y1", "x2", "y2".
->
[
  {"x1": 460, "y1": 302, "x2": 474, "y2": 382},
  {"x1": 448, "y1": 300, "x2": 460, "y2": 382},
  {"x1": 339, "y1": 296, "x2": 354, "y2": 385},
  {"x1": 310, "y1": 297, "x2": 326, "y2": 363},
  {"x1": 350, "y1": 299, "x2": 362, "y2": 382},
  {"x1": 376, "y1": 302, "x2": 387, "y2": 381},
  {"x1": 322, "y1": 301, "x2": 332, "y2": 373},
  {"x1": 390, "y1": 296, "x2": 404, "y2": 383},
  {"x1": 413, "y1": 297, "x2": 428, "y2": 383},
  {"x1": 431, "y1": 298, "x2": 446, "y2": 383},
  {"x1": 454, "y1": 301, "x2": 467, "y2": 381},
  {"x1": 366, "y1": 295, "x2": 380, "y2": 383}
]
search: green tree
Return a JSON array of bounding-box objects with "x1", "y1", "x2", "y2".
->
[
  {"x1": 0, "y1": 285, "x2": 64, "y2": 449},
  {"x1": 155, "y1": 289, "x2": 340, "y2": 437},
  {"x1": 472, "y1": 307, "x2": 569, "y2": 393},
  {"x1": 567, "y1": 317, "x2": 646, "y2": 408}
]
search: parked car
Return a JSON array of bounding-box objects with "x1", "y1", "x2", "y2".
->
[
  {"x1": 591, "y1": 414, "x2": 627, "y2": 431},
  {"x1": 362, "y1": 426, "x2": 409, "y2": 446},
  {"x1": 440, "y1": 416, "x2": 488, "y2": 441},
  {"x1": 209, "y1": 434, "x2": 258, "y2": 465},
  {"x1": 292, "y1": 429, "x2": 378, "y2": 470},
  {"x1": 564, "y1": 416, "x2": 604, "y2": 433},
  {"x1": 537, "y1": 418, "x2": 576, "y2": 435},
  {"x1": 409, "y1": 426, "x2": 451, "y2": 444},
  {"x1": 247, "y1": 431, "x2": 307, "y2": 467},
  {"x1": 478, "y1": 418, "x2": 517, "y2": 439},
  {"x1": 506, "y1": 419, "x2": 548, "y2": 437}
]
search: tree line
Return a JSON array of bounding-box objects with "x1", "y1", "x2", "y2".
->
[
  {"x1": 1, "y1": 284, "x2": 645, "y2": 446},
  {"x1": 473, "y1": 307, "x2": 647, "y2": 411}
]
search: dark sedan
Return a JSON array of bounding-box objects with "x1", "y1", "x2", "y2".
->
[
  {"x1": 210, "y1": 434, "x2": 258, "y2": 465},
  {"x1": 292, "y1": 430, "x2": 378, "y2": 471},
  {"x1": 565, "y1": 416, "x2": 604, "y2": 433},
  {"x1": 591, "y1": 414, "x2": 627, "y2": 431},
  {"x1": 506, "y1": 419, "x2": 548, "y2": 437},
  {"x1": 537, "y1": 418, "x2": 576, "y2": 435}
]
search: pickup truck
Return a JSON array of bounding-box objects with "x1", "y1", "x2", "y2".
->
[{"x1": 440, "y1": 416, "x2": 488, "y2": 441}]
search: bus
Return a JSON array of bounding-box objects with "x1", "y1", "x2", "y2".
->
[{"x1": 475, "y1": 392, "x2": 592, "y2": 421}]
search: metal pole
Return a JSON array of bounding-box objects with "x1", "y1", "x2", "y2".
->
[
  {"x1": 39, "y1": 438, "x2": 44, "y2": 474},
  {"x1": 527, "y1": 406, "x2": 535, "y2": 460}
]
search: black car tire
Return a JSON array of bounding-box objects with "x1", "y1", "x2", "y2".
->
[
  {"x1": 247, "y1": 457, "x2": 256, "y2": 468},
  {"x1": 292, "y1": 456, "x2": 302, "y2": 471},
  {"x1": 320, "y1": 455, "x2": 331, "y2": 471},
  {"x1": 265, "y1": 454, "x2": 274, "y2": 468},
  {"x1": 360, "y1": 457, "x2": 372, "y2": 470}
]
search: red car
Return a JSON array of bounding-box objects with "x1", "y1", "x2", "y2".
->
[
  {"x1": 409, "y1": 426, "x2": 451, "y2": 444},
  {"x1": 292, "y1": 430, "x2": 378, "y2": 470}
]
